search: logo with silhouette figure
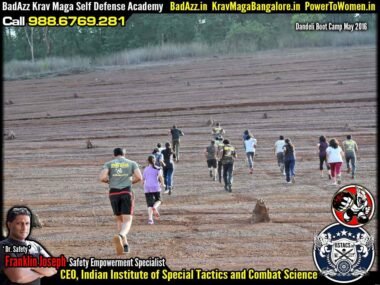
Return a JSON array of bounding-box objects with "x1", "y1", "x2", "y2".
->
[{"x1": 332, "y1": 184, "x2": 375, "y2": 227}]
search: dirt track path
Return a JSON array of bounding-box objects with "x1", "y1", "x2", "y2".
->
[{"x1": 3, "y1": 46, "x2": 377, "y2": 270}]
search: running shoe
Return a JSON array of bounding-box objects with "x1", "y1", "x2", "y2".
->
[
  {"x1": 148, "y1": 219, "x2": 154, "y2": 225},
  {"x1": 113, "y1": 235, "x2": 124, "y2": 255},
  {"x1": 164, "y1": 189, "x2": 170, "y2": 194}
]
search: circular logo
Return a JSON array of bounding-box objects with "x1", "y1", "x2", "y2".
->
[
  {"x1": 313, "y1": 223, "x2": 375, "y2": 283},
  {"x1": 331, "y1": 184, "x2": 375, "y2": 227}
]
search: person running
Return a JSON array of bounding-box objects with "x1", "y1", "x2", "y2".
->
[
  {"x1": 216, "y1": 139, "x2": 224, "y2": 183},
  {"x1": 212, "y1": 122, "x2": 225, "y2": 140},
  {"x1": 274, "y1": 135, "x2": 286, "y2": 176},
  {"x1": 170, "y1": 125, "x2": 184, "y2": 162},
  {"x1": 205, "y1": 140, "x2": 218, "y2": 181},
  {"x1": 283, "y1": 138, "x2": 296, "y2": 184},
  {"x1": 219, "y1": 139, "x2": 237, "y2": 192},
  {"x1": 242, "y1": 130, "x2": 251, "y2": 167},
  {"x1": 317, "y1": 135, "x2": 331, "y2": 179},
  {"x1": 152, "y1": 147, "x2": 165, "y2": 168},
  {"x1": 142, "y1": 155, "x2": 165, "y2": 225},
  {"x1": 161, "y1": 142, "x2": 175, "y2": 194},
  {"x1": 326, "y1": 138, "x2": 344, "y2": 185},
  {"x1": 242, "y1": 130, "x2": 250, "y2": 142},
  {"x1": 343, "y1": 135, "x2": 359, "y2": 179},
  {"x1": 244, "y1": 133, "x2": 257, "y2": 174},
  {"x1": 156, "y1": 143, "x2": 164, "y2": 153},
  {"x1": 99, "y1": 147, "x2": 142, "y2": 255}
]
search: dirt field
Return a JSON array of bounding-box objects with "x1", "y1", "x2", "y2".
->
[{"x1": 3, "y1": 45, "x2": 377, "y2": 271}]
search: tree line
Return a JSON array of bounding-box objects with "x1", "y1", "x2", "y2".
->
[{"x1": 3, "y1": 14, "x2": 376, "y2": 62}]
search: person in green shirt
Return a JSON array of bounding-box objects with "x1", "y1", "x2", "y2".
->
[
  {"x1": 169, "y1": 125, "x2": 184, "y2": 162},
  {"x1": 342, "y1": 135, "x2": 359, "y2": 179},
  {"x1": 99, "y1": 148, "x2": 142, "y2": 255}
]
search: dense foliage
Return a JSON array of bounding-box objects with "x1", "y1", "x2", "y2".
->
[{"x1": 3, "y1": 14, "x2": 376, "y2": 62}]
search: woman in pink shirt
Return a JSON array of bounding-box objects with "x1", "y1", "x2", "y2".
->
[{"x1": 142, "y1": 155, "x2": 165, "y2": 224}]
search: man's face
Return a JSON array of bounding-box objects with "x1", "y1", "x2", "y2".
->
[{"x1": 7, "y1": 214, "x2": 31, "y2": 241}]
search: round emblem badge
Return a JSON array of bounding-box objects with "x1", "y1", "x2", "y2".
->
[
  {"x1": 331, "y1": 184, "x2": 375, "y2": 227},
  {"x1": 313, "y1": 223, "x2": 375, "y2": 283}
]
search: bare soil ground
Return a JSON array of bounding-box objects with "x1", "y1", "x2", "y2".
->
[{"x1": 3, "y1": 46, "x2": 377, "y2": 270}]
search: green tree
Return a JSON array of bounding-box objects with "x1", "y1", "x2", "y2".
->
[
  {"x1": 290, "y1": 14, "x2": 326, "y2": 45},
  {"x1": 225, "y1": 20, "x2": 274, "y2": 51}
]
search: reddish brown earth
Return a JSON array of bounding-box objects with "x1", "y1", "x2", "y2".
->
[{"x1": 3, "y1": 46, "x2": 377, "y2": 270}]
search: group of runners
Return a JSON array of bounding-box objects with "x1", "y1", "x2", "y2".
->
[
  {"x1": 273, "y1": 134, "x2": 359, "y2": 185},
  {"x1": 317, "y1": 134, "x2": 359, "y2": 185},
  {"x1": 98, "y1": 125, "x2": 185, "y2": 254},
  {"x1": 204, "y1": 123, "x2": 259, "y2": 192},
  {"x1": 273, "y1": 136, "x2": 296, "y2": 184},
  {"x1": 99, "y1": 123, "x2": 359, "y2": 255}
]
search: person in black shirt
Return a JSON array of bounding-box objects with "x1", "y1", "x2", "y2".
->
[
  {"x1": 0, "y1": 207, "x2": 57, "y2": 285},
  {"x1": 283, "y1": 138, "x2": 296, "y2": 184},
  {"x1": 161, "y1": 142, "x2": 175, "y2": 195},
  {"x1": 317, "y1": 135, "x2": 331, "y2": 179},
  {"x1": 219, "y1": 139, "x2": 237, "y2": 192}
]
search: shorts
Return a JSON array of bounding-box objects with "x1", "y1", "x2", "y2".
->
[
  {"x1": 207, "y1": 159, "x2": 217, "y2": 168},
  {"x1": 145, "y1": 192, "x2": 161, "y2": 208},
  {"x1": 276, "y1": 152, "x2": 284, "y2": 166},
  {"x1": 109, "y1": 187, "x2": 134, "y2": 215}
]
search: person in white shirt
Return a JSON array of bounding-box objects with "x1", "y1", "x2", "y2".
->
[
  {"x1": 326, "y1": 138, "x2": 345, "y2": 186},
  {"x1": 274, "y1": 136, "x2": 286, "y2": 175},
  {"x1": 244, "y1": 134, "x2": 257, "y2": 174}
]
